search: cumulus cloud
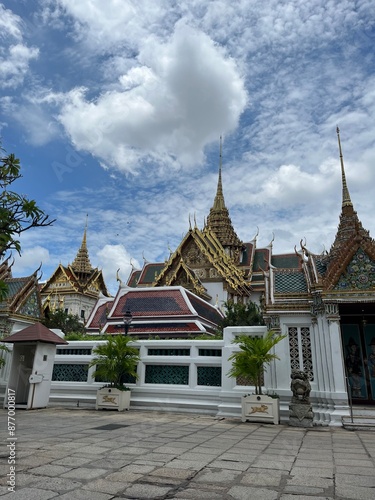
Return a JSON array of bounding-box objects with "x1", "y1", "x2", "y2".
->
[
  {"x1": 0, "y1": 5, "x2": 39, "y2": 88},
  {"x1": 13, "y1": 246, "x2": 50, "y2": 275},
  {"x1": 96, "y1": 244, "x2": 140, "y2": 295},
  {"x1": 56, "y1": 22, "x2": 247, "y2": 173}
]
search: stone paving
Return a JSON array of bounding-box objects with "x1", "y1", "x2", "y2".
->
[{"x1": 1, "y1": 407, "x2": 375, "y2": 499}]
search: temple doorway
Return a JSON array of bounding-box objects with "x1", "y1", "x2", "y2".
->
[{"x1": 340, "y1": 303, "x2": 375, "y2": 405}]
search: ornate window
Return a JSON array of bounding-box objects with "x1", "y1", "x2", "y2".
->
[
  {"x1": 288, "y1": 327, "x2": 314, "y2": 381},
  {"x1": 148, "y1": 348, "x2": 190, "y2": 356},
  {"x1": 198, "y1": 349, "x2": 222, "y2": 357},
  {"x1": 52, "y1": 364, "x2": 88, "y2": 382},
  {"x1": 197, "y1": 366, "x2": 221, "y2": 386},
  {"x1": 145, "y1": 365, "x2": 189, "y2": 384}
]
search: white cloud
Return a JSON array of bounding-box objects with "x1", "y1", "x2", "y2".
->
[
  {"x1": 13, "y1": 246, "x2": 50, "y2": 275},
  {"x1": 96, "y1": 244, "x2": 140, "y2": 295},
  {"x1": 56, "y1": 22, "x2": 247, "y2": 173},
  {"x1": 0, "y1": 5, "x2": 39, "y2": 88},
  {"x1": 0, "y1": 3, "x2": 23, "y2": 41}
]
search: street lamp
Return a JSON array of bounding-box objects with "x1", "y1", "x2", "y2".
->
[{"x1": 123, "y1": 310, "x2": 133, "y2": 336}]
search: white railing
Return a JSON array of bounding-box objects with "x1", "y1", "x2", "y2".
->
[{"x1": 1, "y1": 326, "x2": 292, "y2": 420}]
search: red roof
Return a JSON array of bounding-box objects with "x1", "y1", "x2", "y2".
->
[
  {"x1": 111, "y1": 290, "x2": 191, "y2": 317},
  {"x1": 2, "y1": 323, "x2": 68, "y2": 345}
]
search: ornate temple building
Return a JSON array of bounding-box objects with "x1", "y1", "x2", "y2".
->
[
  {"x1": 0, "y1": 257, "x2": 43, "y2": 338},
  {"x1": 85, "y1": 284, "x2": 223, "y2": 339},
  {"x1": 126, "y1": 131, "x2": 375, "y2": 412},
  {"x1": 40, "y1": 225, "x2": 110, "y2": 322}
]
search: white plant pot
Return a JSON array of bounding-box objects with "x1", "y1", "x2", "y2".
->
[
  {"x1": 96, "y1": 387, "x2": 131, "y2": 411},
  {"x1": 241, "y1": 394, "x2": 280, "y2": 424}
]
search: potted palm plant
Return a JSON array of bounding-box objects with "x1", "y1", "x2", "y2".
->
[
  {"x1": 89, "y1": 335, "x2": 140, "y2": 411},
  {"x1": 228, "y1": 330, "x2": 286, "y2": 424}
]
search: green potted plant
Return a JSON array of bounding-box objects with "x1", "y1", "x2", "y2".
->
[
  {"x1": 89, "y1": 335, "x2": 140, "y2": 411},
  {"x1": 228, "y1": 330, "x2": 286, "y2": 423}
]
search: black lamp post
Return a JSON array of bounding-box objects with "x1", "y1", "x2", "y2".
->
[{"x1": 123, "y1": 310, "x2": 133, "y2": 336}]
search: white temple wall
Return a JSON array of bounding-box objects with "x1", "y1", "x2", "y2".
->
[{"x1": 0, "y1": 329, "x2": 350, "y2": 425}]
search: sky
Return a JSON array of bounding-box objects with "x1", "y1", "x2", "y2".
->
[{"x1": 1, "y1": 0, "x2": 375, "y2": 296}]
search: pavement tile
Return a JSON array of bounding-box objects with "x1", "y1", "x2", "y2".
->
[
  {"x1": 82, "y1": 478, "x2": 130, "y2": 494},
  {"x1": 0, "y1": 488, "x2": 58, "y2": 499},
  {"x1": 335, "y1": 465, "x2": 375, "y2": 476},
  {"x1": 335, "y1": 484, "x2": 375, "y2": 500},
  {"x1": 105, "y1": 470, "x2": 143, "y2": 482},
  {"x1": 335, "y1": 473, "x2": 375, "y2": 487},
  {"x1": 3, "y1": 408, "x2": 375, "y2": 500},
  {"x1": 25, "y1": 476, "x2": 82, "y2": 492},
  {"x1": 84, "y1": 457, "x2": 131, "y2": 469},
  {"x1": 57, "y1": 490, "x2": 113, "y2": 500},
  {"x1": 286, "y1": 476, "x2": 333, "y2": 488},
  {"x1": 227, "y1": 485, "x2": 279, "y2": 500},
  {"x1": 27, "y1": 464, "x2": 73, "y2": 477},
  {"x1": 284, "y1": 485, "x2": 326, "y2": 495},
  {"x1": 149, "y1": 467, "x2": 195, "y2": 479},
  {"x1": 290, "y1": 466, "x2": 334, "y2": 478},
  {"x1": 174, "y1": 488, "x2": 225, "y2": 499},
  {"x1": 334, "y1": 458, "x2": 374, "y2": 466},
  {"x1": 122, "y1": 483, "x2": 175, "y2": 498},
  {"x1": 207, "y1": 459, "x2": 251, "y2": 471},
  {"x1": 194, "y1": 468, "x2": 242, "y2": 483},
  {"x1": 166, "y1": 459, "x2": 208, "y2": 470},
  {"x1": 250, "y1": 460, "x2": 292, "y2": 471},
  {"x1": 60, "y1": 466, "x2": 108, "y2": 480},
  {"x1": 280, "y1": 496, "x2": 332, "y2": 500},
  {"x1": 241, "y1": 471, "x2": 283, "y2": 486}
]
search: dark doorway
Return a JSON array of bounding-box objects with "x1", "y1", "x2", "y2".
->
[{"x1": 340, "y1": 303, "x2": 375, "y2": 404}]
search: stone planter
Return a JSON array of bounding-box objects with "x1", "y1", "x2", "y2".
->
[
  {"x1": 96, "y1": 387, "x2": 131, "y2": 411},
  {"x1": 241, "y1": 394, "x2": 280, "y2": 424}
]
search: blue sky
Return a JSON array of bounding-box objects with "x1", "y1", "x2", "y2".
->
[{"x1": 1, "y1": 0, "x2": 375, "y2": 295}]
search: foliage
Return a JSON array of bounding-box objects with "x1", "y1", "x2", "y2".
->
[
  {"x1": 65, "y1": 333, "x2": 109, "y2": 341},
  {"x1": 0, "y1": 145, "x2": 54, "y2": 307},
  {"x1": 228, "y1": 330, "x2": 286, "y2": 395},
  {"x1": 89, "y1": 335, "x2": 140, "y2": 389},
  {"x1": 0, "y1": 146, "x2": 55, "y2": 258},
  {"x1": 42, "y1": 309, "x2": 86, "y2": 335},
  {"x1": 0, "y1": 281, "x2": 8, "y2": 301},
  {"x1": 218, "y1": 301, "x2": 264, "y2": 332},
  {"x1": 0, "y1": 343, "x2": 10, "y2": 369}
]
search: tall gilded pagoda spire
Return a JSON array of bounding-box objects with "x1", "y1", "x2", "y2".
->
[
  {"x1": 337, "y1": 126, "x2": 353, "y2": 210},
  {"x1": 212, "y1": 136, "x2": 225, "y2": 211},
  {"x1": 71, "y1": 215, "x2": 93, "y2": 275},
  {"x1": 206, "y1": 137, "x2": 243, "y2": 258},
  {"x1": 328, "y1": 128, "x2": 370, "y2": 262}
]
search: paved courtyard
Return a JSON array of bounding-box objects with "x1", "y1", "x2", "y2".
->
[{"x1": 1, "y1": 407, "x2": 375, "y2": 499}]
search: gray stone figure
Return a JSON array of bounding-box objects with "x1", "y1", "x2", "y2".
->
[{"x1": 289, "y1": 369, "x2": 313, "y2": 427}]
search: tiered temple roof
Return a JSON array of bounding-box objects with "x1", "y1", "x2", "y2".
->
[{"x1": 85, "y1": 286, "x2": 224, "y2": 338}]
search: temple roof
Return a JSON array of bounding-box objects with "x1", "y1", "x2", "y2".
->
[
  {"x1": 40, "y1": 223, "x2": 110, "y2": 299},
  {"x1": 2, "y1": 322, "x2": 68, "y2": 344},
  {"x1": 0, "y1": 261, "x2": 43, "y2": 321},
  {"x1": 86, "y1": 286, "x2": 223, "y2": 338}
]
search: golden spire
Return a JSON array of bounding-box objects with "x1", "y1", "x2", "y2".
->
[
  {"x1": 212, "y1": 136, "x2": 225, "y2": 211},
  {"x1": 71, "y1": 215, "x2": 93, "y2": 275},
  {"x1": 337, "y1": 127, "x2": 352, "y2": 209},
  {"x1": 206, "y1": 137, "x2": 243, "y2": 253}
]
